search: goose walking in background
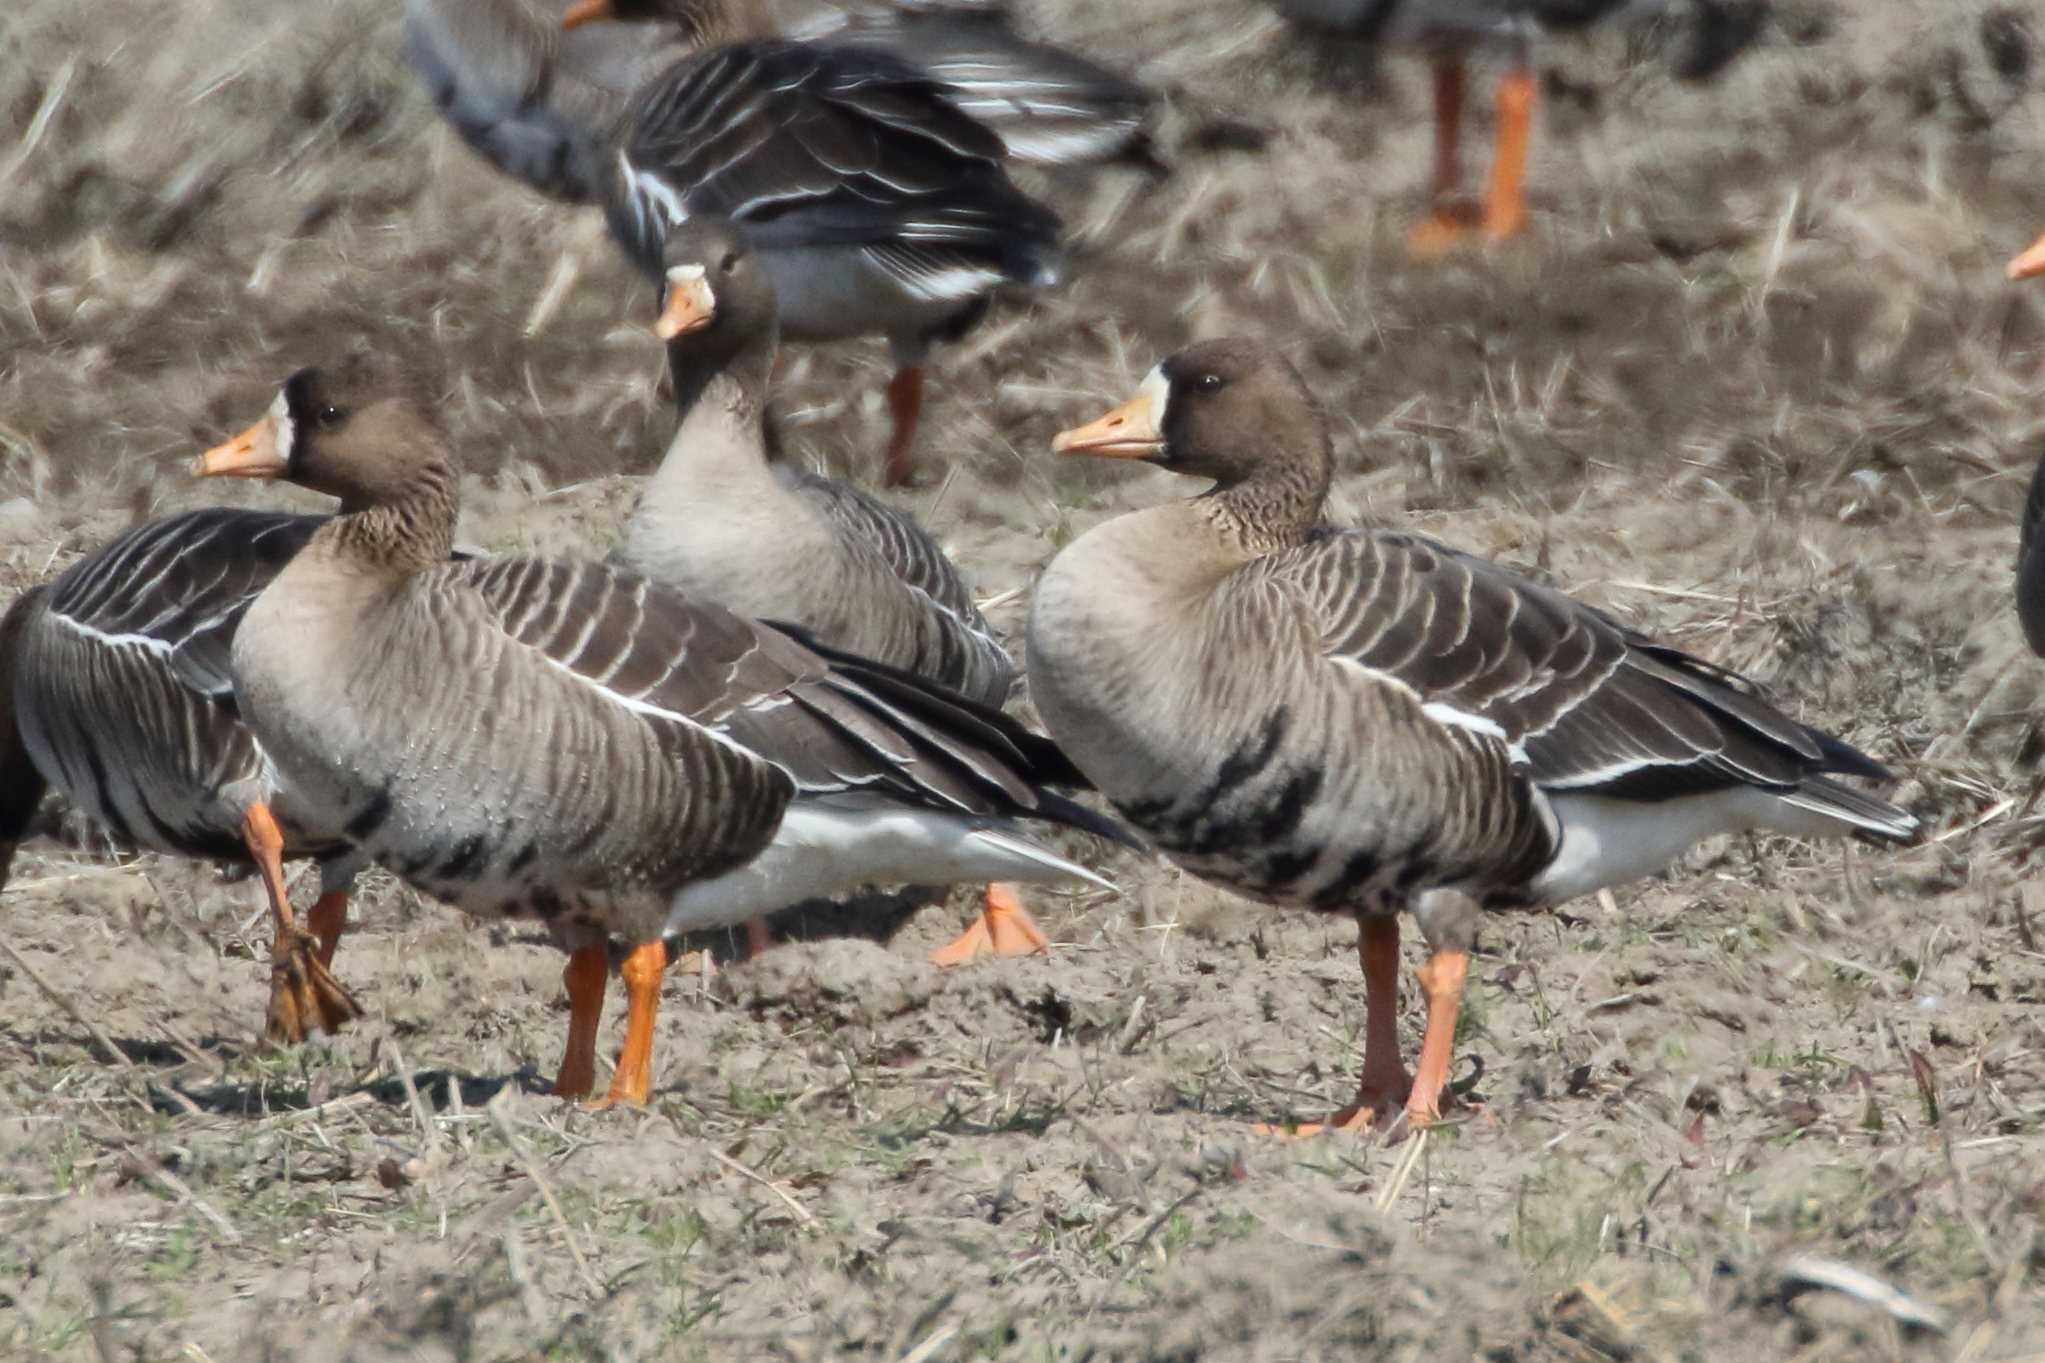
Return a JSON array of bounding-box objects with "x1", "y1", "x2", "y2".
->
[
  {"x1": 617, "y1": 217, "x2": 1055, "y2": 963},
  {"x1": 0, "y1": 511, "x2": 363, "y2": 1044},
  {"x1": 195, "y1": 356, "x2": 1121, "y2": 1106},
  {"x1": 1027, "y1": 337, "x2": 1916, "y2": 1133},
  {"x1": 1271, "y1": 0, "x2": 1666, "y2": 254},
  {"x1": 405, "y1": 0, "x2": 1148, "y2": 486}
]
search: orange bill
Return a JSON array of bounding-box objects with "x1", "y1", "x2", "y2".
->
[
  {"x1": 655, "y1": 264, "x2": 717, "y2": 340},
  {"x1": 1051, "y1": 376, "x2": 1164, "y2": 459},
  {"x1": 561, "y1": 0, "x2": 616, "y2": 30},
  {"x1": 193, "y1": 413, "x2": 287, "y2": 479},
  {"x1": 2010, "y1": 230, "x2": 2045, "y2": 283}
]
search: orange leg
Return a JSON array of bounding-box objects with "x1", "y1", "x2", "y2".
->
[
  {"x1": 553, "y1": 944, "x2": 609, "y2": 1100},
  {"x1": 882, "y1": 366, "x2": 925, "y2": 488},
  {"x1": 744, "y1": 915, "x2": 772, "y2": 961},
  {"x1": 1405, "y1": 947, "x2": 1470, "y2": 1125},
  {"x1": 1407, "y1": 56, "x2": 1477, "y2": 258},
  {"x1": 1255, "y1": 913, "x2": 1410, "y2": 1136},
  {"x1": 2012, "y1": 229, "x2": 2045, "y2": 282},
  {"x1": 1481, "y1": 66, "x2": 1535, "y2": 242},
  {"x1": 589, "y1": 939, "x2": 666, "y2": 1109},
  {"x1": 929, "y1": 882, "x2": 1052, "y2": 966},
  {"x1": 242, "y1": 803, "x2": 362, "y2": 1043},
  {"x1": 307, "y1": 890, "x2": 348, "y2": 969}
]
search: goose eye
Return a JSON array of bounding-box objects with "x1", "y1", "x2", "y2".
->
[
  {"x1": 1193, "y1": 373, "x2": 1225, "y2": 395},
  {"x1": 718, "y1": 251, "x2": 740, "y2": 274},
  {"x1": 315, "y1": 405, "x2": 346, "y2": 430}
]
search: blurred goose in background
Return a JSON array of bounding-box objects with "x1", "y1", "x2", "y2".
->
[
  {"x1": 404, "y1": 0, "x2": 1156, "y2": 486},
  {"x1": 197, "y1": 357, "x2": 1122, "y2": 1106},
  {"x1": 0, "y1": 511, "x2": 364, "y2": 1044},
  {"x1": 1028, "y1": 337, "x2": 1917, "y2": 1133},
  {"x1": 1270, "y1": 0, "x2": 1669, "y2": 253},
  {"x1": 618, "y1": 217, "x2": 1051, "y2": 963}
]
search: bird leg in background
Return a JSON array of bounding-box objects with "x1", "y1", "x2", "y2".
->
[
  {"x1": 1407, "y1": 56, "x2": 1475, "y2": 257},
  {"x1": 243, "y1": 802, "x2": 363, "y2": 1043},
  {"x1": 589, "y1": 939, "x2": 667, "y2": 1108},
  {"x1": 1481, "y1": 65, "x2": 1536, "y2": 242},
  {"x1": 929, "y1": 881, "x2": 1052, "y2": 966},
  {"x1": 883, "y1": 366, "x2": 926, "y2": 487},
  {"x1": 553, "y1": 943, "x2": 609, "y2": 1100},
  {"x1": 1253, "y1": 911, "x2": 1410, "y2": 1136},
  {"x1": 745, "y1": 915, "x2": 772, "y2": 960},
  {"x1": 307, "y1": 890, "x2": 348, "y2": 969}
]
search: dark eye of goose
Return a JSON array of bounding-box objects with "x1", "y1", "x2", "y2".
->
[
  {"x1": 718, "y1": 251, "x2": 740, "y2": 274},
  {"x1": 1192, "y1": 373, "x2": 1225, "y2": 395},
  {"x1": 315, "y1": 404, "x2": 346, "y2": 430}
]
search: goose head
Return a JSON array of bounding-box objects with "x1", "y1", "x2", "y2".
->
[
  {"x1": 655, "y1": 217, "x2": 778, "y2": 352},
  {"x1": 194, "y1": 358, "x2": 448, "y2": 514},
  {"x1": 1052, "y1": 337, "x2": 1330, "y2": 493},
  {"x1": 562, "y1": 0, "x2": 769, "y2": 41}
]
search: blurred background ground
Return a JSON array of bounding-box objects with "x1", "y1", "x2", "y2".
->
[{"x1": 4, "y1": 0, "x2": 2045, "y2": 1358}]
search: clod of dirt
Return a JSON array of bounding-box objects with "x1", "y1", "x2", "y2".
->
[{"x1": 720, "y1": 938, "x2": 941, "y2": 1023}]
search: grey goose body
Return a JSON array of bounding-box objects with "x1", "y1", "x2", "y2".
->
[
  {"x1": 1027, "y1": 338, "x2": 1915, "y2": 1131},
  {"x1": 204, "y1": 357, "x2": 1118, "y2": 1104},
  {"x1": 1, "y1": 507, "x2": 362, "y2": 1042},
  {"x1": 616, "y1": 219, "x2": 1052, "y2": 962}
]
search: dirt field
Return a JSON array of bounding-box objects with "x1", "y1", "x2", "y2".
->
[{"x1": 5, "y1": 0, "x2": 2045, "y2": 1357}]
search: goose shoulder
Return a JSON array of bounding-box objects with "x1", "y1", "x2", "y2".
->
[{"x1": 788, "y1": 470, "x2": 1012, "y2": 703}]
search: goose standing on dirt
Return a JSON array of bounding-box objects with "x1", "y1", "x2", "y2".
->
[
  {"x1": 404, "y1": 0, "x2": 1099, "y2": 487},
  {"x1": 1027, "y1": 337, "x2": 1917, "y2": 1132},
  {"x1": 1271, "y1": 0, "x2": 1668, "y2": 254},
  {"x1": 195, "y1": 356, "x2": 1121, "y2": 1106},
  {"x1": 617, "y1": 216, "x2": 1053, "y2": 963},
  {"x1": 0, "y1": 512, "x2": 363, "y2": 1044}
]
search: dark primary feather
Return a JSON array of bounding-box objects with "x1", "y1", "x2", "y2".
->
[
  {"x1": 2017, "y1": 445, "x2": 2045, "y2": 657},
  {"x1": 609, "y1": 39, "x2": 1059, "y2": 281},
  {"x1": 1275, "y1": 527, "x2": 1898, "y2": 808},
  {"x1": 0, "y1": 585, "x2": 49, "y2": 886}
]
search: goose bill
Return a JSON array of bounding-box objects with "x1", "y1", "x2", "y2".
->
[
  {"x1": 2011, "y1": 230, "x2": 2045, "y2": 282},
  {"x1": 193, "y1": 415, "x2": 287, "y2": 479},
  {"x1": 560, "y1": 0, "x2": 615, "y2": 30},
  {"x1": 1052, "y1": 390, "x2": 1162, "y2": 459},
  {"x1": 656, "y1": 265, "x2": 716, "y2": 339}
]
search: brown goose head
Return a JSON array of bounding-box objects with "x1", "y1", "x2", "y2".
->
[
  {"x1": 1053, "y1": 337, "x2": 1333, "y2": 503},
  {"x1": 194, "y1": 356, "x2": 450, "y2": 517}
]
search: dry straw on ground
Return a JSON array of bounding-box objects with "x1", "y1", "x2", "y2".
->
[{"x1": 5, "y1": 0, "x2": 2045, "y2": 1358}]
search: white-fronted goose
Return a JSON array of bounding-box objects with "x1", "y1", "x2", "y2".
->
[
  {"x1": 616, "y1": 216, "x2": 1048, "y2": 962},
  {"x1": 196, "y1": 356, "x2": 1121, "y2": 1106},
  {"x1": 1, "y1": 510, "x2": 363, "y2": 1043},
  {"x1": 1271, "y1": 0, "x2": 1668, "y2": 254},
  {"x1": 1027, "y1": 337, "x2": 1917, "y2": 1132},
  {"x1": 404, "y1": 0, "x2": 1071, "y2": 487}
]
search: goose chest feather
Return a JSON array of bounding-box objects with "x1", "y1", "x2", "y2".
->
[{"x1": 1030, "y1": 337, "x2": 1914, "y2": 1133}]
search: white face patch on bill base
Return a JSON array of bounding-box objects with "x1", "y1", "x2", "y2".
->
[
  {"x1": 268, "y1": 387, "x2": 295, "y2": 466},
  {"x1": 657, "y1": 264, "x2": 717, "y2": 339},
  {"x1": 1135, "y1": 363, "x2": 1171, "y2": 437}
]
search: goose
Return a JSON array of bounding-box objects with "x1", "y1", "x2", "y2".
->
[
  {"x1": 194, "y1": 355, "x2": 1123, "y2": 1106},
  {"x1": 0, "y1": 510, "x2": 364, "y2": 1044},
  {"x1": 404, "y1": 0, "x2": 1082, "y2": 487},
  {"x1": 617, "y1": 216, "x2": 1051, "y2": 963},
  {"x1": 1270, "y1": 0, "x2": 1670, "y2": 254},
  {"x1": 1026, "y1": 336, "x2": 1917, "y2": 1132}
]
